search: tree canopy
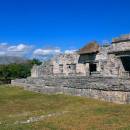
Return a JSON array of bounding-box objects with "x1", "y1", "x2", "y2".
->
[{"x1": 0, "y1": 58, "x2": 42, "y2": 83}]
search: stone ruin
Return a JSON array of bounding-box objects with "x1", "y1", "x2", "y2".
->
[
  {"x1": 12, "y1": 34, "x2": 130, "y2": 104},
  {"x1": 31, "y1": 34, "x2": 130, "y2": 78}
]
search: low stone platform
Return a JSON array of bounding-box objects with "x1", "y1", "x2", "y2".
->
[{"x1": 11, "y1": 76, "x2": 130, "y2": 104}]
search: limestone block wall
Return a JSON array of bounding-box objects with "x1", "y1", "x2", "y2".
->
[
  {"x1": 76, "y1": 64, "x2": 86, "y2": 76},
  {"x1": 96, "y1": 46, "x2": 109, "y2": 73},
  {"x1": 52, "y1": 53, "x2": 83, "y2": 76},
  {"x1": 110, "y1": 41, "x2": 130, "y2": 52},
  {"x1": 11, "y1": 76, "x2": 130, "y2": 104},
  {"x1": 52, "y1": 62, "x2": 60, "y2": 74},
  {"x1": 31, "y1": 65, "x2": 38, "y2": 77},
  {"x1": 52, "y1": 49, "x2": 109, "y2": 76},
  {"x1": 103, "y1": 54, "x2": 125, "y2": 77},
  {"x1": 31, "y1": 53, "x2": 87, "y2": 77},
  {"x1": 96, "y1": 46, "x2": 109, "y2": 61}
]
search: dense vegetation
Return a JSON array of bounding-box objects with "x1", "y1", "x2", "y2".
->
[
  {"x1": 1, "y1": 85, "x2": 130, "y2": 130},
  {"x1": 0, "y1": 59, "x2": 42, "y2": 83}
]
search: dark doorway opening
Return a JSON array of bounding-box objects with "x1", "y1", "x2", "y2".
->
[
  {"x1": 89, "y1": 63, "x2": 97, "y2": 75},
  {"x1": 120, "y1": 56, "x2": 130, "y2": 71}
]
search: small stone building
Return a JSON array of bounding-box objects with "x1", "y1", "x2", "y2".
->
[
  {"x1": 78, "y1": 42, "x2": 99, "y2": 75},
  {"x1": 31, "y1": 34, "x2": 130, "y2": 78}
]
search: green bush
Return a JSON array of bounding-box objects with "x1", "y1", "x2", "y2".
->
[{"x1": 0, "y1": 58, "x2": 42, "y2": 83}]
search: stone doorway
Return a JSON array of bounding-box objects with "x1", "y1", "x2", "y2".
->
[
  {"x1": 120, "y1": 56, "x2": 130, "y2": 71},
  {"x1": 89, "y1": 63, "x2": 97, "y2": 75}
]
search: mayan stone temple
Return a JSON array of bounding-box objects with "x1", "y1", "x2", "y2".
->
[{"x1": 12, "y1": 34, "x2": 130, "y2": 104}]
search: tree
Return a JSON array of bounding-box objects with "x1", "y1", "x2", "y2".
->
[
  {"x1": 0, "y1": 58, "x2": 42, "y2": 84},
  {"x1": 28, "y1": 58, "x2": 42, "y2": 66}
]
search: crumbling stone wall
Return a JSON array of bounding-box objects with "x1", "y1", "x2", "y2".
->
[
  {"x1": 11, "y1": 76, "x2": 130, "y2": 104},
  {"x1": 95, "y1": 46, "x2": 109, "y2": 73},
  {"x1": 31, "y1": 34, "x2": 130, "y2": 78},
  {"x1": 52, "y1": 53, "x2": 87, "y2": 76},
  {"x1": 36, "y1": 47, "x2": 109, "y2": 77},
  {"x1": 110, "y1": 41, "x2": 130, "y2": 52},
  {"x1": 104, "y1": 41, "x2": 130, "y2": 77},
  {"x1": 31, "y1": 61, "x2": 53, "y2": 77}
]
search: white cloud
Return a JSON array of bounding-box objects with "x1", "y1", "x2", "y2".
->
[
  {"x1": 0, "y1": 42, "x2": 78, "y2": 60},
  {"x1": 33, "y1": 47, "x2": 61, "y2": 61},
  {"x1": 33, "y1": 47, "x2": 61, "y2": 56},
  {"x1": 7, "y1": 44, "x2": 31, "y2": 52},
  {"x1": 64, "y1": 49, "x2": 77, "y2": 54},
  {"x1": 0, "y1": 43, "x2": 33, "y2": 57}
]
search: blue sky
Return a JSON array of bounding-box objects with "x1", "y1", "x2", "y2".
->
[{"x1": 0, "y1": 0, "x2": 130, "y2": 58}]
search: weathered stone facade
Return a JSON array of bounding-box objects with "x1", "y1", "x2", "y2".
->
[
  {"x1": 52, "y1": 53, "x2": 80, "y2": 76},
  {"x1": 104, "y1": 34, "x2": 130, "y2": 78},
  {"x1": 11, "y1": 34, "x2": 130, "y2": 104},
  {"x1": 31, "y1": 44, "x2": 110, "y2": 77},
  {"x1": 31, "y1": 34, "x2": 130, "y2": 78}
]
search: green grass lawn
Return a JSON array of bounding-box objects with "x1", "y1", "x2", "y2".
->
[{"x1": 0, "y1": 85, "x2": 130, "y2": 130}]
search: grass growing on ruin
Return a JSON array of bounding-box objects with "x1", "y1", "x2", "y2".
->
[{"x1": 0, "y1": 85, "x2": 130, "y2": 130}]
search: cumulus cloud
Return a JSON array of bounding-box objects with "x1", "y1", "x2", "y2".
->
[
  {"x1": 33, "y1": 47, "x2": 61, "y2": 56},
  {"x1": 33, "y1": 47, "x2": 61, "y2": 61},
  {"x1": 0, "y1": 43, "x2": 33, "y2": 57},
  {"x1": 8, "y1": 44, "x2": 28, "y2": 51},
  {"x1": 64, "y1": 49, "x2": 77, "y2": 54},
  {"x1": 0, "y1": 42, "x2": 78, "y2": 60},
  {"x1": 7, "y1": 44, "x2": 32, "y2": 56}
]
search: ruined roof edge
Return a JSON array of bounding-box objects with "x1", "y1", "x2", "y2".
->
[
  {"x1": 112, "y1": 34, "x2": 130, "y2": 43},
  {"x1": 78, "y1": 41, "x2": 99, "y2": 54}
]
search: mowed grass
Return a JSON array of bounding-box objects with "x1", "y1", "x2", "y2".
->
[{"x1": 0, "y1": 86, "x2": 130, "y2": 130}]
